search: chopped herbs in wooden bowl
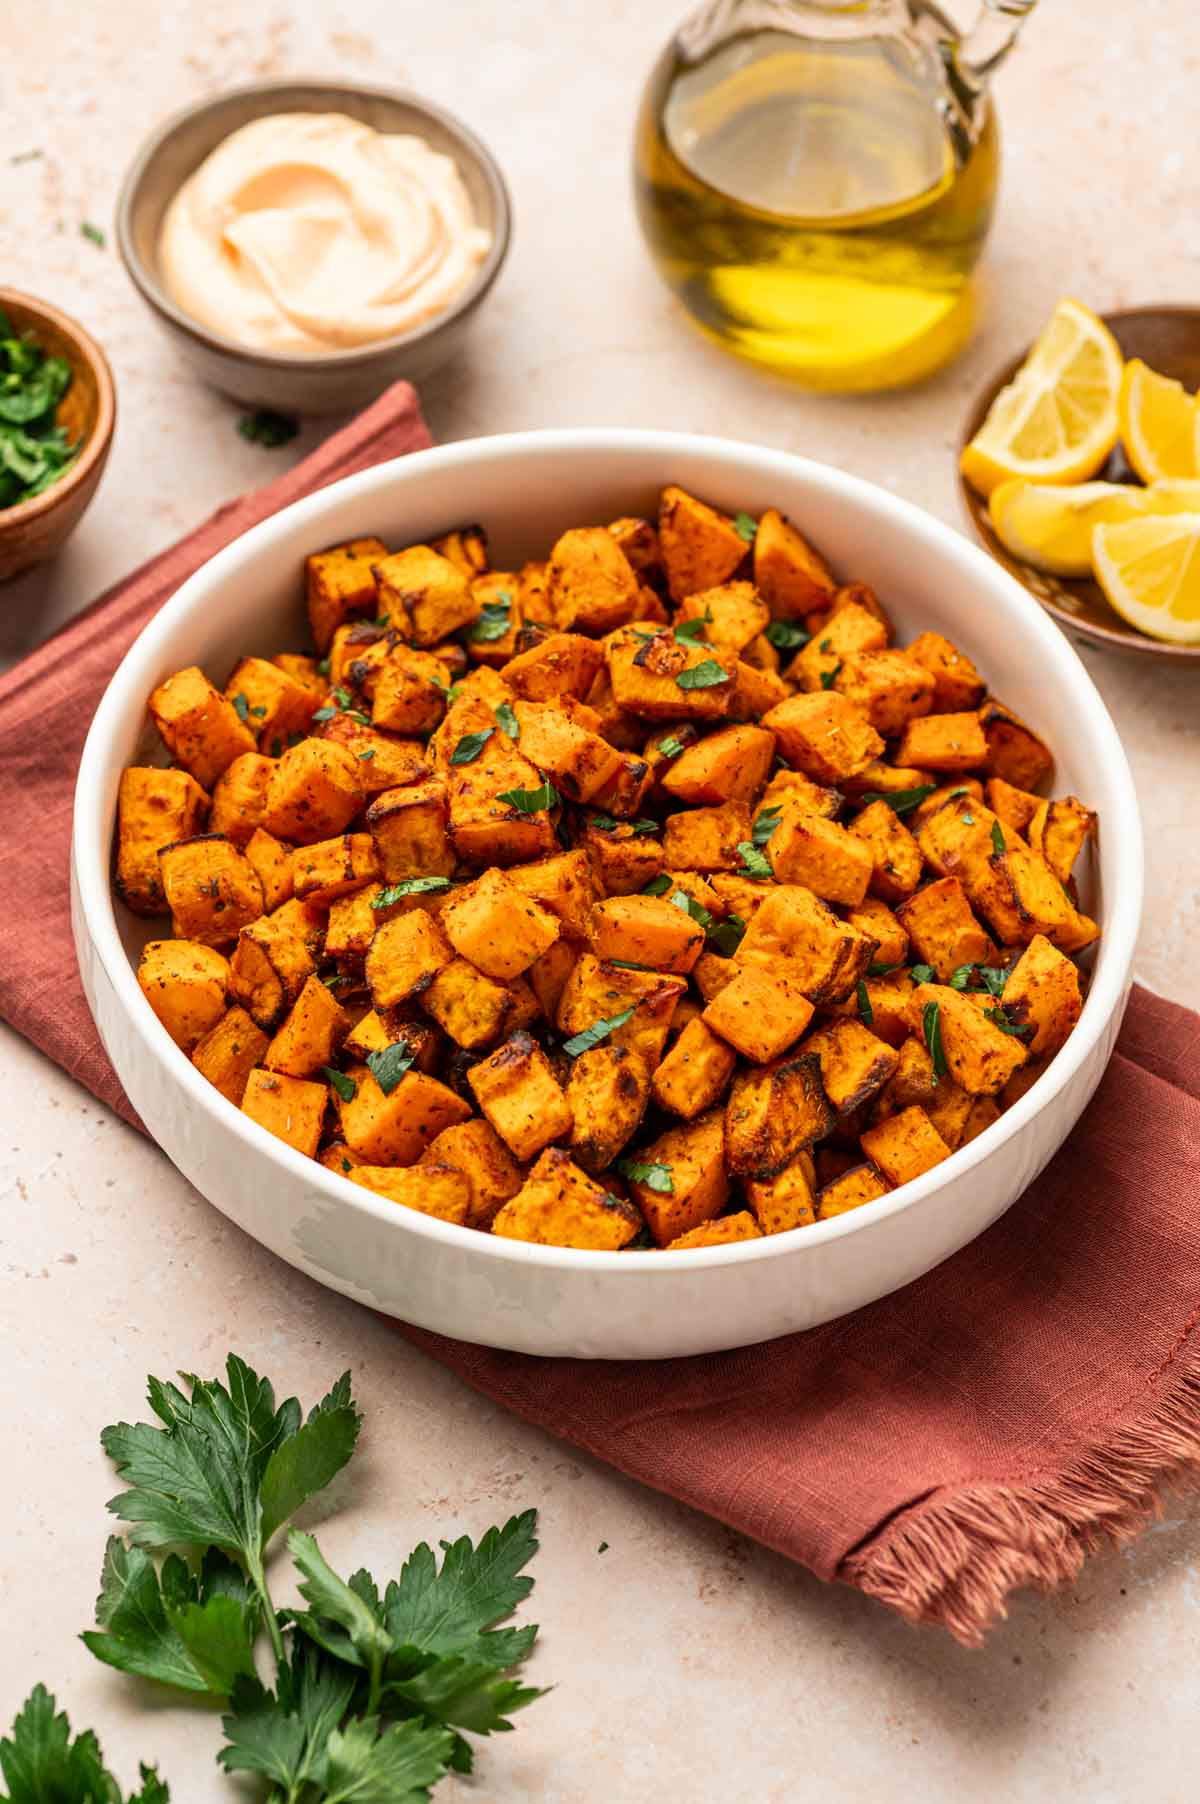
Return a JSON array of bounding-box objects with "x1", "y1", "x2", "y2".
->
[
  {"x1": 113, "y1": 486, "x2": 1099, "y2": 1253},
  {"x1": 0, "y1": 307, "x2": 80, "y2": 508}
]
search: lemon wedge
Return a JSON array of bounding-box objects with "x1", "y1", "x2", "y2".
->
[
  {"x1": 1092, "y1": 513, "x2": 1200, "y2": 643},
  {"x1": 1118, "y1": 359, "x2": 1198, "y2": 483},
  {"x1": 989, "y1": 478, "x2": 1200, "y2": 577},
  {"x1": 961, "y1": 299, "x2": 1123, "y2": 498}
]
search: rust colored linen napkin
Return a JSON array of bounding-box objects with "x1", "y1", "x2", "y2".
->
[{"x1": 2, "y1": 382, "x2": 1199, "y2": 1647}]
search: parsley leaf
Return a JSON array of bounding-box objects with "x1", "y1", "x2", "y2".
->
[
  {"x1": 707, "y1": 913, "x2": 746, "y2": 956},
  {"x1": 764, "y1": 619, "x2": 809, "y2": 651},
  {"x1": 615, "y1": 1159, "x2": 674, "y2": 1194},
  {"x1": 82, "y1": 1539, "x2": 257, "y2": 1698},
  {"x1": 217, "y1": 1645, "x2": 360, "y2": 1797},
  {"x1": 372, "y1": 875, "x2": 451, "y2": 908},
  {"x1": 820, "y1": 663, "x2": 843, "y2": 690},
  {"x1": 562, "y1": 1007, "x2": 635, "y2": 1057},
  {"x1": 450, "y1": 729, "x2": 493, "y2": 765},
  {"x1": 495, "y1": 701, "x2": 519, "y2": 740},
  {"x1": 991, "y1": 820, "x2": 1006, "y2": 856},
  {"x1": 642, "y1": 873, "x2": 671, "y2": 896},
  {"x1": 908, "y1": 963, "x2": 936, "y2": 986},
  {"x1": 0, "y1": 1684, "x2": 169, "y2": 1804},
  {"x1": 497, "y1": 780, "x2": 558, "y2": 813},
  {"x1": 948, "y1": 964, "x2": 973, "y2": 990},
  {"x1": 80, "y1": 220, "x2": 107, "y2": 247},
  {"x1": 984, "y1": 1005, "x2": 1032, "y2": 1038},
  {"x1": 607, "y1": 958, "x2": 653, "y2": 970},
  {"x1": 230, "y1": 691, "x2": 252, "y2": 725},
  {"x1": 856, "y1": 979, "x2": 873, "y2": 1026},
  {"x1": 857, "y1": 784, "x2": 938, "y2": 817},
  {"x1": 673, "y1": 609, "x2": 712, "y2": 645},
  {"x1": 468, "y1": 597, "x2": 512, "y2": 643},
  {"x1": 324, "y1": 1067, "x2": 357, "y2": 1103},
  {"x1": 735, "y1": 840, "x2": 773, "y2": 880},
  {"x1": 867, "y1": 961, "x2": 900, "y2": 977},
  {"x1": 670, "y1": 890, "x2": 712, "y2": 927},
  {"x1": 366, "y1": 1039, "x2": 415, "y2": 1096},
  {"x1": 733, "y1": 511, "x2": 758, "y2": 543},
  {"x1": 237, "y1": 409, "x2": 298, "y2": 448},
  {"x1": 974, "y1": 965, "x2": 1009, "y2": 997},
  {"x1": 751, "y1": 805, "x2": 783, "y2": 846},
  {"x1": 675, "y1": 659, "x2": 730, "y2": 691},
  {"x1": 923, "y1": 999, "x2": 947, "y2": 1083},
  {"x1": 654, "y1": 735, "x2": 685, "y2": 759}
]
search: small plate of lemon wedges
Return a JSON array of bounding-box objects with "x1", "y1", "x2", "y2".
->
[{"x1": 959, "y1": 299, "x2": 1200, "y2": 659}]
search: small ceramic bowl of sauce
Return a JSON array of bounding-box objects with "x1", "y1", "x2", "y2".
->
[{"x1": 117, "y1": 79, "x2": 512, "y2": 414}]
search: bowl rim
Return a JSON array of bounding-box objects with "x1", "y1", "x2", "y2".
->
[
  {"x1": 115, "y1": 76, "x2": 513, "y2": 373},
  {"x1": 0, "y1": 286, "x2": 116, "y2": 530},
  {"x1": 73, "y1": 428, "x2": 1144, "y2": 1275}
]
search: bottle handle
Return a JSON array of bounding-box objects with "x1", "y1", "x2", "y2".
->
[{"x1": 955, "y1": 0, "x2": 1039, "y2": 93}]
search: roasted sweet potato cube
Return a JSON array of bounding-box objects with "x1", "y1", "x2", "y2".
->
[
  {"x1": 586, "y1": 751, "x2": 655, "y2": 821},
  {"x1": 895, "y1": 711, "x2": 988, "y2": 774},
  {"x1": 725, "y1": 1052, "x2": 833, "y2": 1177},
  {"x1": 492, "y1": 1148, "x2": 642, "y2": 1249},
  {"x1": 624, "y1": 1110, "x2": 729, "y2": 1245},
  {"x1": 676, "y1": 581, "x2": 769, "y2": 662},
  {"x1": 149, "y1": 665, "x2": 257, "y2": 790},
  {"x1": 790, "y1": 601, "x2": 887, "y2": 693},
  {"x1": 462, "y1": 571, "x2": 523, "y2": 666},
  {"x1": 137, "y1": 940, "x2": 230, "y2": 1051},
  {"x1": 816, "y1": 1163, "x2": 890, "y2": 1219},
  {"x1": 873, "y1": 1035, "x2": 936, "y2": 1118},
  {"x1": 834, "y1": 650, "x2": 935, "y2": 737},
  {"x1": 262, "y1": 741, "x2": 364, "y2": 844},
  {"x1": 350, "y1": 1161, "x2": 471, "y2": 1224},
  {"x1": 738, "y1": 885, "x2": 875, "y2": 1003},
  {"x1": 905, "y1": 631, "x2": 985, "y2": 711},
  {"x1": 761, "y1": 692, "x2": 883, "y2": 784},
  {"x1": 826, "y1": 968, "x2": 920, "y2": 1047},
  {"x1": 264, "y1": 974, "x2": 349, "y2": 1079},
  {"x1": 272, "y1": 652, "x2": 324, "y2": 694},
  {"x1": 923, "y1": 983, "x2": 1028, "y2": 1094},
  {"x1": 708, "y1": 872, "x2": 771, "y2": 923},
  {"x1": 805, "y1": 1018, "x2": 900, "y2": 1114},
  {"x1": 767, "y1": 809, "x2": 873, "y2": 905},
  {"x1": 841, "y1": 760, "x2": 933, "y2": 803},
  {"x1": 306, "y1": 537, "x2": 386, "y2": 653},
  {"x1": 923, "y1": 1071, "x2": 978, "y2": 1151},
  {"x1": 753, "y1": 506, "x2": 836, "y2": 619},
  {"x1": 326, "y1": 884, "x2": 394, "y2": 969},
  {"x1": 911, "y1": 778, "x2": 984, "y2": 829},
  {"x1": 847, "y1": 799, "x2": 922, "y2": 904},
  {"x1": 366, "y1": 780, "x2": 455, "y2": 882},
  {"x1": 985, "y1": 777, "x2": 1042, "y2": 835},
  {"x1": 441, "y1": 867, "x2": 560, "y2": 979},
  {"x1": 506, "y1": 850, "x2": 597, "y2": 941},
  {"x1": 366, "y1": 910, "x2": 454, "y2": 1010},
  {"x1": 510, "y1": 698, "x2": 623, "y2": 802},
  {"x1": 581, "y1": 821, "x2": 665, "y2": 896},
  {"x1": 661, "y1": 801, "x2": 751, "y2": 872},
  {"x1": 725, "y1": 659, "x2": 790, "y2": 722},
  {"x1": 703, "y1": 963, "x2": 815, "y2": 1062},
  {"x1": 225, "y1": 657, "x2": 317, "y2": 751},
  {"x1": 860, "y1": 1105, "x2": 951, "y2": 1187},
  {"x1": 335, "y1": 1066, "x2": 470, "y2": 1164},
  {"x1": 343, "y1": 1010, "x2": 439, "y2": 1073},
  {"x1": 667, "y1": 1211, "x2": 763, "y2": 1249},
  {"x1": 158, "y1": 835, "x2": 264, "y2": 947},
  {"x1": 526, "y1": 939, "x2": 578, "y2": 1021},
  {"x1": 660, "y1": 869, "x2": 724, "y2": 917},
  {"x1": 328, "y1": 622, "x2": 392, "y2": 701},
  {"x1": 241, "y1": 1069, "x2": 327, "y2": 1157},
  {"x1": 608, "y1": 515, "x2": 662, "y2": 582},
  {"x1": 895, "y1": 875, "x2": 998, "y2": 978},
  {"x1": 229, "y1": 906, "x2": 319, "y2": 1029},
  {"x1": 1001, "y1": 933, "x2": 1083, "y2": 1057},
  {"x1": 372, "y1": 645, "x2": 449, "y2": 735},
  {"x1": 691, "y1": 950, "x2": 739, "y2": 1003},
  {"x1": 546, "y1": 526, "x2": 641, "y2": 633},
  {"x1": 210, "y1": 753, "x2": 273, "y2": 849},
  {"x1": 847, "y1": 896, "x2": 908, "y2": 967},
  {"x1": 421, "y1": 1119, "x2": 522, "y2": 1229},
  {"x1": 961, "y1": 1094, "x2": 1002, "y2": 1145},
  {"x1": 916, "y1": 794, "x2": 1098, "y2": 952},
  {"x1": 430, "y1": 523, "x2": 489, "y2": 579},
  {"x1": 744, "y1": 1155, "x2": 818, "y2": 1235},
  {"x1": 446, "y1": 749, "x2": 558, "y2": 868},
  {"x1": 556, "y1": 952, "x2": 685, "y2": 1068},
  {"x1": 190, "y1": 1004, "x2": 269, "y2": 1105},
  {"x1": 500, "y1": 631, "x2": 604, "y2": 701},
  {"x1": 979, "y1": 699, "x2": 1054, "y2": 791},
  {"x1": 565, "y1": 1044, "x2": 651, "y2": 1171},
  {"x1": 467, "y1": 1031, "x2": 572, "y2": 1159},
  {"x1": 586, "y1": 895, "x2": 705, "y2": 974},
  {"x1": 312, "y1": 715, "x2": 431, "y2": 795},
  {"x1": 375, "y1": 545, "x2": 478, "y2": 647},
  {"x1": 658, "y1": 485, "x2": 749, "y2": 603},
  {"x1": 320, "y1": 1141, "x2": 364, "y2": 1177},
  {"x1": 660, "y1": 722, "x2": 775, "y2": 806},
  {"x1": 1028, "y1": 796, "x2": 1095, "y2": 886},
  {"x1": 116, "y1": 767, "x2": 209, "y2": 914},
  {"x1": 758, "y1": 767, "x2": 842, "y2": 821},
  {"x1": 651, "y1": 1017, "x2": 737, "y2": 1118},
  {"x1": 291, "y1": 833, "x2": 380, "y2": 906},
  {"x1": 422, "y1": 959, "x2": 533, "y2": 1050},
  {"x1": 606, "y1": 625, "x2": 734, "y2": 722}
]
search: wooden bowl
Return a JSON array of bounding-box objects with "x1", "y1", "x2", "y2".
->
[
  {"x1": 958, "y1": 306, "x2": 1200, "y2": 664},
  {"x1": 0, "y1": 289, "x2": 116, "y2": 584}
]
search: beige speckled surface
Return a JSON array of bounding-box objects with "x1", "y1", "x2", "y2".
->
[{"x1": 3, "y1": 2, "x2": 1200, "y2": 1796}]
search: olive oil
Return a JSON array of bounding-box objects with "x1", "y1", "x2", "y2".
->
[{"x1": 634, "y1": 27, "x2": 1000, "y2": 391}]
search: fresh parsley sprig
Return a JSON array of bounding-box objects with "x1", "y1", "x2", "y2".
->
[{"x1": 0, "y1": 1685, "x2": 169, "y2": 1802}]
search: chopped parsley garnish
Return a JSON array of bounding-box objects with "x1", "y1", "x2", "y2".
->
[
  {"x1": 230, "y1": 691, "x2": 251, "y2": 724},
  {"x1": 317, "y1": 656, "x2": 331, "y2": 676},
  {"x1": 733, "y1": 511, "x2": 758, "y2": 543},
  {"x1": 673, "y1": 609, "x2": 712, "y2": 645},
  {"x1": 764, "y1": 619, "x2": 809, "y2": 651},
  {"x1": 236, "y1": 408, "x2": 298, "y2": 448},
  {"x1": 321, "y1": 972, "x2": 351, "y2": 990},
  {"x1": 468, "y1": 596, "x2": 512, "y2": 642},
  {"x1": 974, "y1": 965, "x2": 1009, "y2": 997},
  {"x1": 498, "y1": 779, "x2": 559, "y2": 813},
  {"x1": 820, "y1": 637, "x2": 832, "y2": 653},
  {"x1": 371, "y1": 874, "x2": 452, "y2": 907},
  {"x1": 589, "y1": 812, "x2": 618, "y2": 831},
  {"x1": 451, "y1": 728, "x2": 494, "y2": 765},
  {"x1": 908, "y1": 963, "x2": 936, "y2": 986},
  {"x1": 655, "y1": 735, "x2": 685, "y2": 759},
  {"x1": 608, "y1": 958, "x2": 653, "y2": 971},
  {"x1": 984, "y1": 1005, "x2": 1031, "y2": 1038},
  {"x1": 819, "y1": 663, "x2": 843, "y2": 690},
  {"x1": 322, "y1": 1067, "x2": 357, "y2": 1103},
  {"x1": 752, "y1": 805, "x2": 783, "y2": 846},
  {"x1": 366, "y1": 1038, "x2": 416, "y2": 1095},
  {"x1": 948, "y1": 964, "x2": 972, "y2": 990},
  {"x1": 922, "y1": 999, "x2": 947, "y2": 1083},
  {"x1": 671, "y1": 890, "x2": 710, "y2": 925},
  {"x1": 675, "y1": 659, "x2": 730, "y2": 690},
  {"x1": 708, "y1": 913, "x2": 746, "y2": 956},
  {"x1": 858, "y1": 784, "x2": 938, "y2": 817},
  {"x1": 80, "y1": 220, "x2": 106, "y2": 247},
  {"x1": 495, "y1": 700, "x2": 520, "y2": 740},
  {"x1": 615, "y1": 1158, "x2": 674, "y2": 1194},
  {"x1": 856, "y1": 979, "x2": 873, "y2": 1025},
  {"x1": 642, "y1": 873, "x2": 671, "y2": 896},
  {"x1": 991, "y1": 820, "x2": 1006, "y2": 856},
  {"x1": 735, "y1": 841, "x2": 773, "y2": 880},
  {"x1": 562, "y1": 1007, "x2": 635, "y2": 1057},
  {"x1": 867, "y1": 961, "x2": 900, "y2": 977},
  {"x1": 629, "y1": 818, "x2": 660, "y2": 836},
  {"x1": 311, "y1": 684, "x2": 369, "y2": 726},
  {"x1": 0, "y1": 306, "x2": 79, "y2": 508},
  {"x1": 357, "y1": 747, "x2": 376, "y2": 761}
]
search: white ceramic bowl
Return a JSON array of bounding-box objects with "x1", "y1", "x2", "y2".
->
[{"x1": 72, "y1": 431, "x2": 1142, "y2": 1359}]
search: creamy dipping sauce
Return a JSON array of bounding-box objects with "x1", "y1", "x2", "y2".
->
[{"x1": 159, "y1": 112, "x2": 492, "y2": 355}]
